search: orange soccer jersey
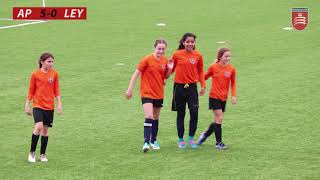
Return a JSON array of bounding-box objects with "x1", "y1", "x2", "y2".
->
[
  {"x1": 172, "y1": 49, "x2": 206, "y2": 88},
  {"x1": 27, "y1": 69, "x2": 60, "y2": 110},
  {"x1": 205, "y1": 63, "x2": 236, "y2": 101},
  {"x1": 137, "y1": 54, "x2": 168, "y2": 99}
]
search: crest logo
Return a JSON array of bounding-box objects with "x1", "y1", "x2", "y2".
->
[
  {"x1": 190, "y1": 58, "x2": 196, "y2": 64},
  {"x1": 161, "y1": 64, "x2": 166, "y2": 69},
  {"x1": 292, "y1": 8, "x2": 308, "y2": 30},
  {"x1": 224, "y1": 72, "x2": 231, "y2": 78},
  {"x1": 48, "y1": 77, "x2": 54, "y2": 84}
]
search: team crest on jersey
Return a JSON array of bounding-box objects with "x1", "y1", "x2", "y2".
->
[
  {"x1": 161, "y1": 64, "x2": 166, "y2": 69},
  {"x1": 48, "y1": 77, "x2": 54, "y2": 84},
  {"x1": 224, "y1": 72, "x2": 231, "y2": 78},
  {"x1": 190, "y1": 58, "x2": 196, "y2": 64}
]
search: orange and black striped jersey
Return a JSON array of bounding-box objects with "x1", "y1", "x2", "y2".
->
[
  {"x1": 205, "y1": 63, "x2": 236, "y2": 101},
  {"x1": 172, "y1": 49, "x2": 205, "y2": 88},
  {"x1": 27, "y1": 69, "x2": 60, "y2": 110},
  {"x1": 137, "y1": 54, "x2": 168, "y2": 99}
]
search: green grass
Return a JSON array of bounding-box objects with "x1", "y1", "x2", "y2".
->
[{"x1": 1, "y1": 0, "x2": 319, "y2": 179}]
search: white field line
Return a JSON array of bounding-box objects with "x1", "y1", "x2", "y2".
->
[
  {"x1": 0, "y1": 20, "x2": 47, "y2": 30},
  {"x1": 0, "y1": 18, "x2": 43, "y2": 22},
  {"x1": 282, "y1": 27, "x2": 293, "y2": 30},
  {"x1": 0, "y1": 18, "x2": 15, "y2": 21},
  {"x1": 156, "y1": 23, "x2": 166, "y2": 26},
  {"x1": 1, "y1": 0, "x2": 47, "y2": 30}
]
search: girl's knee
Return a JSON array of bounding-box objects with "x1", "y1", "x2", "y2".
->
[
  {"x1": 33, "y1": 123, "x2": 43, "y2": 134},
  {"x1": 145, "y1": 114, "x2": 153, "y2": 119},
  {"x1": 153, "y1": 112, "x2": 160, "y2": 120},
  {"x1": 214, "y1": 115, "x2": 223, "y2": 123},
  {"x1": 42, "y1": 127, "x2": 49, "y2": 136}
]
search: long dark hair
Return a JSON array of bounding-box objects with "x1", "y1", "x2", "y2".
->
[
  {"x1": 38, "y1": 52, "x2": 54, "y2": 68},
  {"x1": 177, "y1": 32, "x2": 196, "y2": 50}
]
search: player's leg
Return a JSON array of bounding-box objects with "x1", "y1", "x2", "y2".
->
[
  {"x1": 141, "y1": 98, "x2": 154, "y2": 152},
  {"x1": 186, "y1": 84, "x2": 199, "y2": 149},
  {"x1": 40, "y1": 109, "x2": 53, "y2": 161},
  {"x1": 214, "y1": 106, "x2": 227, "y2": 150},
  {"x1": 28, "y1": 108, "x2": 44, "y2": 162},
  {"x1": 173, "y1": 84, "x2": 187, "y2": 149},
  {"x1": 150, "y1": 103, "x2": 161, "y2": 149},
  {"x1": 198, "y1": 98, "x2": 218, "y2": 145},
  {"x1": 40, "y1": 125, "x2": 49, "y2": 162}
]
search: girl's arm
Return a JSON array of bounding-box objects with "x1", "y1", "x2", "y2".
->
[
  {"x1": 165, "y1": 59, "x2": 174, "y2": 79},
  {"x1": 204, "y1": 66, "x2": 212, "y2": 81},
  {"x1": 54, "y1": 73, "x2": 63, "y2": 114},
  {"x1": 25, "y1": 73, "x2": 35, "y2": 116},
  {"x1": 231, "y1": 69, "x2": 237, "y2": 105},
  {"x1": 125, "y1": 69, "x2": 141, "y2": 99},
  {"x1": 56, "y1": 96, "x2": 63, "y2": 115},
  {"x1": 24, "y1": 99, "x2": 32, "y2": 116}
]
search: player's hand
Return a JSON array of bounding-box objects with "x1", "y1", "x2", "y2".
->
[
  {"x1": 57, "y1": 104, "x2": 63, "y2": 115},
  {"x1": 125, "y1": 90, "x2": 132, "y2": 100},
  {"x1": 24, "y1": 105, "x2": 32, "y2": 116},
  {"x1": 167, "y1": 59, "x2": 174, "y2": 70},
  {"x1": 199, "y1": 87, "x2": 206, "y2": 96},
  {"x1": 231, "y1": 96, "x2": 237, "y2": 105}
]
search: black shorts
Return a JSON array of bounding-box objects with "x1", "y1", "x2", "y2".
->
[
  {"x1": 172, "y1": 83, "x2": 199, "y2": 111},
  {"x1": 33, "y1": 108, "x2": 54, "y2": 127},
  {"x1": 141, "y1": 98, "x2": 163, "y2": 108},
  {"x1": 209, "y1": 98, "x2": 226, "y2": 112}
]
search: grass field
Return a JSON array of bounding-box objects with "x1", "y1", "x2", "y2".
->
[{"x1": 1, "y1": 0, "x2": 319, "y2": 179}]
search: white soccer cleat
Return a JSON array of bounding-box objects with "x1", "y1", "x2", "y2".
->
[
  {"x1": 28, "y1": 152, "x2": 36, "y2": 163},
  {"x1": 150, "y1": 141, "x2": 160, "y2": 150},
  {"x1": 40, "y1": 154, "x2": 48, "y2": 162},
  {"x1": 142, "y1": 143, "x2": 150, "y2": 153}
]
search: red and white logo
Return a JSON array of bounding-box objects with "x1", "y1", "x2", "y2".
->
[
  {"x1": 48, "y1": 77, "x2": 54, "y2": 84},
  {"x1": 224, "y1": 72, "x2": 231, "y2": 78},
  {"x1": 189, "y1": 58, "x2": 196, "y2": 64},
  {"x1": 292, "y1": 8, "x2": 308, "y2": 30}
]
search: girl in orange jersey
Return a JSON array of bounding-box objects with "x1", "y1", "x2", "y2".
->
[
  {"x1": 171, "y1": 32, "x2": 206, "y2": 149},
  {"x1": 25, "y1": 53, "x2": 63, "y2": 162},
  {"x1": 125, "y1": 39, "x2": 173, "y2": 152},
  {"x1": 197, "y1": 48, "x2": 237, "y2": 150}
]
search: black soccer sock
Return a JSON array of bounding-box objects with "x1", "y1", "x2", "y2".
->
[
  {"x1": 204, "y1": 123, "x2": 215, "y2": 137},
  {"x1": 214, "y1": 123, "x2": 222, "y2": 143},
  {"x1": 144, "y1": 118, "x2": 153, "y2": 144},
  {"x1": 151, "y1": 120, "x2": 159, "y2": 143},
  {"x1": 176, "y1": 110, "x2": 185, "y2": 139},
  {"x1": 189, "y1": 108, "x2": 198, "y2": 137},
  {"x1": 40, "y1": 136, "x2": 49, "y2": 155},
  {"x1": 30, "y1": 134, "x2": 40, "y2": 152}
]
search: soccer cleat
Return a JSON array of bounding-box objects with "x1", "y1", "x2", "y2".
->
[
  {"x1": 150, "y1": 141, "x2": 160, "y2": 150},
  {"x1": 40, "y1": 154, "x2": 48, "y2": 162},
  {"x1": 197, "y1": 132, "x2": 207, "y2": 145},
  {"x1": 215, "y1": 142, "x2": 228, "y2": 150},
  {"x1": 28, "y1": 152, "x2": 36, "y2": 163},
  {"x1": 188, "y1": 139, "x2": 198, "y2": 149},
  {"x1": 142, "y1": 143, "x2": 150, "y2": 153},
  {"x1": 178, "y1": 140, "x2": 186, "y2": 149}
]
